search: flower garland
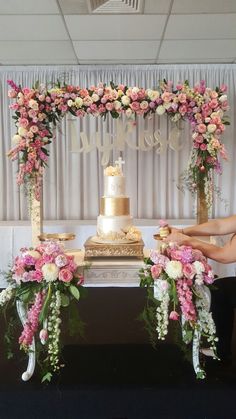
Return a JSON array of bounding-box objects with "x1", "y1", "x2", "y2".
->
[
  {"x1": 7, "y1": 79, "x2": 229, "y2": 206},
  {"x1": 0, "y1": 240, "x2": 84, "y2": 382},
  {"x1": 139, "y1": 242, "x2": 218, "y2": 379}
]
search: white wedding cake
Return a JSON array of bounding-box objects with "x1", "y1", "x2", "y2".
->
[{"x1": 95, "y1": 159, "x2": 141, "y2": 243}]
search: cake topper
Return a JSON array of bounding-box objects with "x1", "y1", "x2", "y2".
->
[{"x1": 115, "y1": 156, "x2": 125, "y2": 174}]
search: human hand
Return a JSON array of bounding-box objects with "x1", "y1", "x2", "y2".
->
[{"x1": 163, "y1": 231, "x2": 189, "y2": 246}]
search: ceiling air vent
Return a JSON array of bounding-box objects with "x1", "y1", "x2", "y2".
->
[{"x1": 88, "y1": 0, "x2": 144, "y2": 14}]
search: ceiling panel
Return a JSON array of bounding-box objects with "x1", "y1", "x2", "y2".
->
[
  {"x1": 73, "y1": 40, "x2": 159, "y2": 60},
  {"x1": 0, "y1": 41, "x2": 77, "y2": 64},
  {"x1": 159, "y1": 40, "x2": 236, "y2": 61},
  {"x1": 165, "y1": 14, "x2": 236, "y2": 40},
  {"x1": 58, "y1": 0, "x2": 89, "y2": 14},
  {"x1": 65, "y1": 15, "x2": 167, "y2": 40},
  {"x1": 144, "y1": 0, "x2": 172, "y2": 14},
  {"x1": 0, "y1": 0, "x2": 59, "y2": 14},
  {"x1": 172, "y1": 0, "x2": 236, "y2": 14},
  {"x1": 0, "y1": 16, "x2": 69, "y2": 41}
]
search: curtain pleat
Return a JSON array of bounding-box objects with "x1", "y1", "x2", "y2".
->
[{"x1": 0, "y1": 64, "x2": 235, "y2": 221}]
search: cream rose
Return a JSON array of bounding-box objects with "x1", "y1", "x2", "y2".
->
[
  {"x1": 28, "y1": 99, "x2": 39, "y2": 110},
  {"x1": 207, "y1": 124, "x2": 217, "y2": 133},
  {"x1": 75, "y1": 97, "x2": 83, "y2": 108},
  {"x1": 114, "y1": 100, "x2": 122, "y2": 111},
  {"x1": 219, "y1": 94, "x2": 227, "y2": 103},
  {"x1": 156, "y1": 105, "x2": 166, "y2": 115},
  {"x1": 121, "y1": 95, "x2": 130, "y2": 106},
  {"x1": 27, "y1": 250, "x2": 41, "y2": 259},
  {"x1": 12, "y1": 134, "x2": 22, "y2": 144},
  {"x1": 146, "y1": 89, "x2": 160, "y2": 101},
  {"x1": 91, "y1": 93, "x2": 99, "y2": 102},
  {"x1": 18, "y1": 127, "x2": 28, "y2": 137}
]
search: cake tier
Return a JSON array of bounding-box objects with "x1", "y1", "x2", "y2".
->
[
  {"x1": 104, "y1": 175, "x2": 125, "y2": 197},
  {"x1": 100, "y1": 197, "x2": 130, "y2": 216},
  {"x1": 97, "y1": 215, "x2": 133, "y2": 237}
]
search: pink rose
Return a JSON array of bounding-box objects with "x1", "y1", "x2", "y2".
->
[
  {"x1": 198, "y1": 124, "x2": 206, "y2": 133},
  {"x1": 183, "y1": 263, "x2": 195, "y2": 279},
  {"x1": 169, "y1": 311, "x2": 179, "y2": 321},
  {"x1": 59, "y1": 268, "x2": 73, "y2": 282},
  {"x1": 151, "y1": 264, "x2": 162, "y2": 279},
  {"x1": 105, "y1": 102, "x2": 114, "y2": 111},
  {"x1": 130, "y1": 101, "x2": 140, "y2": 111},
  {"x1": 178, "y1": 93, "x2": 187, "y2": 103},
  {"x1": 200, "y1": 143, "x2": 207, "y2": 151}
]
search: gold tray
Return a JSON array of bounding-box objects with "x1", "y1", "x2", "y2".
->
[{"x1": 38, "y1": 233, "x2": 76, "y2": 242}]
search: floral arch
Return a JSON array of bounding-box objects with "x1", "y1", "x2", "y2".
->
[{"x1": 7, "y1": 79, "x2": 229, "y2": 241}]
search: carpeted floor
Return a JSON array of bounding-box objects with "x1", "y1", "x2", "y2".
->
[
  {"x1": 0, "y1": 288, "x2": 236, "y2": 418},
  {"x1": 0, "y1": 343, "x2": 236, "y2": 419}
]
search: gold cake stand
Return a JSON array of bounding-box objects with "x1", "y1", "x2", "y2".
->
[{"x1": 84, "y1": 237, "x2": 144, "y2": 260}]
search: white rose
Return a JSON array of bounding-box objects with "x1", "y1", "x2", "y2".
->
[
  {"x1": 75, "y1": 97, "x2": 83, "y2": 108},
  {"x1": 165, "y1": 260, "x2": 183, "y2": 279},
  {"x1": 164, "y1": 102, "x2": 172, "y2": 110},
  {"x1": 132, "y1": 87, "x2": 139, "y2": 94},
  {"x1": 67, "y1": 99, "x2": 73, "y2": 107},
  {"x1": 207, "y1": 124, "x2": 217, "y2": 133},
  {"x1": 27, "y1": 250, "x2": 41, "y2": 259},
  {"x1": 18, "y1": 127, "x2": 28, "y2": 137},
  {"x1": 114, "y1": 100, "x2": 122, "y2": 111},
  {"x1": 121, "y1": 95, "x2": 130, "y2": 106},
  {"x1": 156, "y1": 105, "x2": 166, "y2": 115},
  {"x1": 91, "y1": 93, "x2": 99, "y2": 102},
  {"x1": 204, "y1": 117, "x2": 211, "y2": 123},
  {"x1": 12, "y1": 134, "x2": 22, "y2": 144},
  {"x1": 193, "y1": 261, "x2": 204, "y2": 275},
  {"x1": 219, "y1": 94, "x2": 227, "y2": 103},
  {"x1": 42, "y1": 263, "x2": 59, "y2": 282}
]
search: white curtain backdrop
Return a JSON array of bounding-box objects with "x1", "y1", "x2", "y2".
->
[{"x1": 0, "y1": 64, "x2": 235, "y2": 222}]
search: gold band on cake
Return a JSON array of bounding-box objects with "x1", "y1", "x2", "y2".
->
[{"x1": 100, "y1": 197, "x2": 130, "y2": 216}]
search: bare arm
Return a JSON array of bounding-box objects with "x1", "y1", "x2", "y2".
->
[
  {"x1": 164, "y1": 232, "x2": 236, "y2": 263},
  {"x1": 174, "y1": 215, "x2": 236, "y2": 236}
]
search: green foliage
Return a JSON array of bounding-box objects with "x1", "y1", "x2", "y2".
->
[{"x1": 69, "y1": 285, "x2": 80, "y2": 301}]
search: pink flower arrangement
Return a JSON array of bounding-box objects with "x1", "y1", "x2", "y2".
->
[
  {"x1": 6, "y1": 79, "x2": 229, "y2": 202},
  {"x1": 12, "y1": 241, "x2": 78, "y2": 285},
  {"x1": 1, "y1": 240, "x2": 85, "y2": 381},
  {"x1": 139, "y1": 242, "x2": 218, "y2": 378}
]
